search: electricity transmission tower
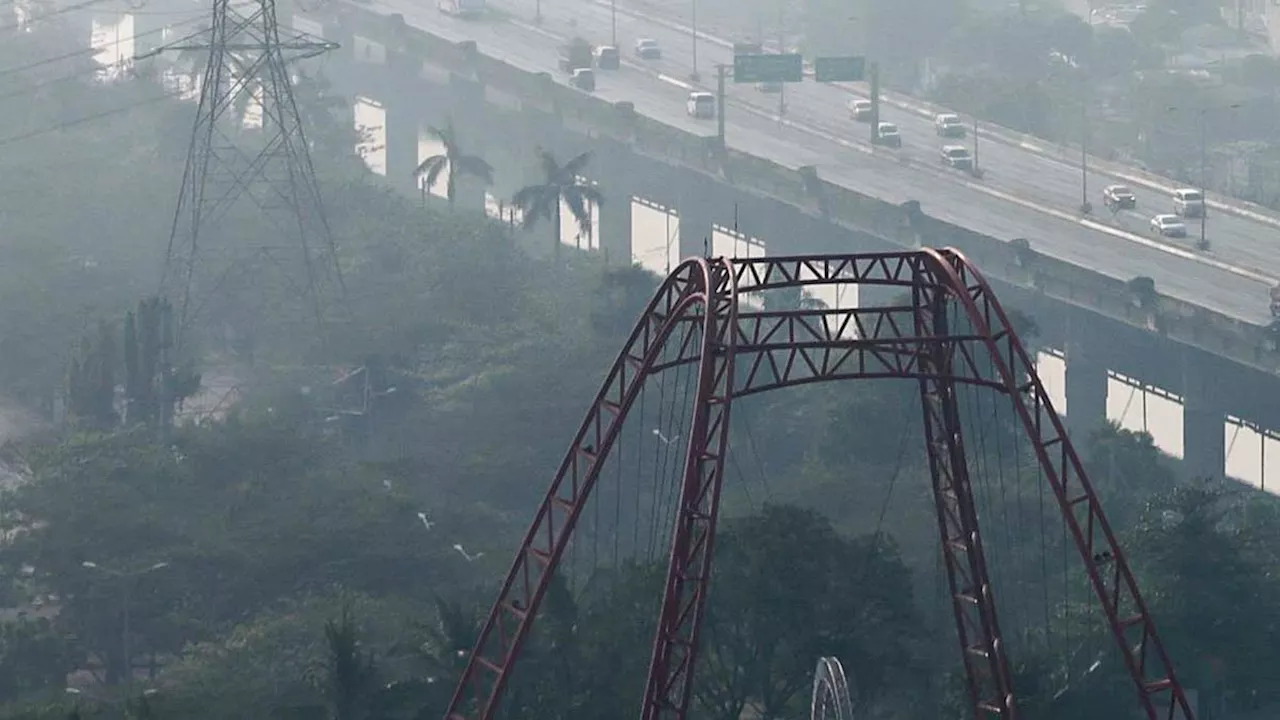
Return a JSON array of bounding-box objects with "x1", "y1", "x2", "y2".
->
[{"x1": 160, "y1": 0, "x2": 344, "y2": 345}]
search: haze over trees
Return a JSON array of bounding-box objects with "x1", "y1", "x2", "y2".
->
[{"x1": 0, "y1": 6, "x2": 1276, "y2": 720}]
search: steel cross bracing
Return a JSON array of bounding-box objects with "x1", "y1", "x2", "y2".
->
[
  {"x1": 443, "y1": 249, "x2": 1196, "y2": 720},
  {"x1": 442, "y1": 258, "x2": 738, "y2": 720},
  {"x1": 161, "y1": 0, "x2": 343, "y2": 337},
  {"x1": 640, "y1": 260, "x2": 736, "y2": 720},
  {"x1": 932, "y1": 250, "x2": 1196, "y2": 720},
  {"x1": 915, "y1": 280, "x2": 1017, "y2": 718}
]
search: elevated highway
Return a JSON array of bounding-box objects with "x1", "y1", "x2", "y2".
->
[
  {"x1": 308, "y1": 0, "x2": 1280, "y2": 482},
  {"x1": 355, "y1": 0, "x2": 1280, "y2": 326}
]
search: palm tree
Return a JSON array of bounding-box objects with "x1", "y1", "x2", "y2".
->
[
  {"x1": 413, "y1": 122, "x2": 494, "y2": 207},
  {"x1": 322, "y1": 606, "x2": 382, "y2": 720},
  {"x1": 512, "y1": 149, "x2": 604, "y2": 256}
]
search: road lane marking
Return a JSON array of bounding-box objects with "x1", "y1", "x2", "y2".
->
[
  {"x1": 656, "y1": 74, "x2": 690, "y2": 89},
  {"x1": 498, "y1": 13, "x2": 1276, "y2": 285},
  {"x1": 589, "y1": 0, "x2": 1280, "y2": 233}
]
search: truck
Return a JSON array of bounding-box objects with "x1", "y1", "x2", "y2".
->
[
  {"x1": 437, "y1": 0, "x2": 485, "y2": 19},
  {"x1": 558, "y1": 37, "x2": 594, "y2": 74}
]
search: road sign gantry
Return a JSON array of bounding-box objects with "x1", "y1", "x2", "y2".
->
[{"x1": 732, "y1": 53, "x2": 803, "y2": 83}]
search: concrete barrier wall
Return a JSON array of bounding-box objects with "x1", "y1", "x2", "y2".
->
[{"x1": 327, "y1": 4, "x2": 1280, "y2": 377}]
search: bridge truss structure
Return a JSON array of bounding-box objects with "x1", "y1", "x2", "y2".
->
[{"x1": 442, "y1": 249, "x2": 1196, "y2": 720}]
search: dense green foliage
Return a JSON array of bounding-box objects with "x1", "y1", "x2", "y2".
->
[{"x1": 0, "y1": 13, "x2": 1277, "y2": 720}]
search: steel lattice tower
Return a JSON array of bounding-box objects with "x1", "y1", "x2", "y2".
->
[{"x1": 162, "y1": 0, "x2": 343, "y2": 341}]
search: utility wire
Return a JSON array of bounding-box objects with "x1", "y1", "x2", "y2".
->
[
  {"x1": 121, "y1": 6, "x2": 205, "y2": 14},
  {"x1": 0, "y1": 0, "x2": 120, "y2": 32},
  {"x1": 0, "y1": 13, "x2": 203, "y2": 78},
  {"x1": 0, "y1": 88, "x2": 179, "y2": 147},
  {"x1": 0, "y1": 22, "x2": 208, "y2": 104},
  {"x1": 0, "y1": 65, "x2": 96, "y2": 102}
]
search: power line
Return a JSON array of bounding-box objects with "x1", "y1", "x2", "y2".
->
[
  {"x1": 120, "y1": 6, "x2": 205, "y2": 14},
  {"x1": 0, "y1": 88, "x2": 178, "y2": 148},
  {"x1": 0, "y1": 14, "x2": 204, "y2": 78},
  {"x1": 0, "y1": 23, "x2": 209, "y2": 105},
  {"x1": 0, "y1": 65, "x2": 96, "y2": 102},
  {"x1": 0, "y1": 0, "x2": 121, "y2": 32}
]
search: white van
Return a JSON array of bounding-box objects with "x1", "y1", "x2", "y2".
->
[
  {"x1": 1172, "y1": 188, "x2": 1205, "y2": 218},
  {"x1": 686, "y1": 91, "x2": 715, "y2": 119}
]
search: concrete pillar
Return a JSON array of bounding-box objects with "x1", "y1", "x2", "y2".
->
[
  {"x1": 384, "y1": 51, "x2": 422, "y2": 197},
  {"x1": 1182, "y1": 350, "x2": 1225, "y2": 480},
  {"x1": 446, "y1": 72, "x2": 489, "y2": 213},
  {"x1": 597, "y1": 137, "x2": 633, "y2": 266},
  {"x1": 516, "y1": 93, "x2": 562, "y2": 156},
  {"x1": 599, "y1": 192, "x2": 633, "y2": 267},
  {"x1": 488, "y1": 146, "x2": 523, "y2": 209},
  {"x1": 1064, "y1": 311, "x2": 1109, "y2": 443},
  {"x1": 321, "y1": 20, "x2": 363, "y2": 92},
  {"x1": 130, "y1": 8, "x2": 162, "y2": 60},
  {"x1": 384, "y1": 102, "x2": 419, "y2": 197},
  {"x1": 677, "y1": 181, "x2": 714, "y2": 262},
  {"x1": 511, "y1": 160, "x2": 558, "y2": 257}
]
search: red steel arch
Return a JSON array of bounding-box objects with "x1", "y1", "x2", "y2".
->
[{"x1": 442, "y1": 249, "x2": 1195, "y2": 720}]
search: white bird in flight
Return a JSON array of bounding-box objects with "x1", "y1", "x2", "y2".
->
[
  {"x1": 652, "y1": 428, "x2": 679, "y2": 445},
  {"x1": 417, "y1": 512, "x2": 434, "y2": 530},
  {"x1": 453, "y1": 544, "x2": 484, "y2": 562}
]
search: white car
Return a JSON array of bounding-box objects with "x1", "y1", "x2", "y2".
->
[
  {"x1": 635, "y1": 38, "x2": 661, "y2": 59},
  {"x1": 1172, "y1": 187, "x2": 1205, "y2": 218},
  {"x1": 1150, "y1": 214, "x2": 1187, "y2": 238},
  {"x1": 940, "y1": 145, "x2": 973, "y2": 170},
  {"x1": 935, "y1": 113, "x2": 965, "y2": 137},
  {"x1": 848, "y1": 99, "x2": 873, "y2": 121},
  {"x1": 686, "y1": 91, "x2": 715, "y2": 119},
  {"x1": 874, "y1": 122, "x2": 901, "y2": 147}
]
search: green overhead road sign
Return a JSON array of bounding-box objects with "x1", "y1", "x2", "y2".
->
[
  {"x1": 733, "y1": 53, "x2": 803, "y2": 83},
  {"x1": 814, "y1": 55, "x2": 866, "y2": 82}
]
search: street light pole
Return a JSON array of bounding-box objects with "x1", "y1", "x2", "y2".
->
[
  {"x1": 610, "y1": 0, "x2": 616, "y2": 45},
  {"x1": 972, "y1": 116, "x2": 979, "y2": 173},
  {"x1": 535, "y1": 0, "x2": 541, "y2": 23},
  {"x1": 1080, "y1": 96, "x2": 1090, "y2": 214},
  {"x1": 83, "y1": 561, "x2": 170, "y2": 689},
  {"x1": 776, "y1": 10, "x2": 785, "y2": 118},
  {"x1": 690, "y1": 0, "x2": 699, "y2": 80},
  {"x1": 1199, "y1": 109, "x2": 1208, "y2": 251},
  {"x1": 716, "y1": 63, "x2": 727, "y2": 148},
  {"x1": 1166, "y1": 102, "x2": 1240, "y2": 252}
]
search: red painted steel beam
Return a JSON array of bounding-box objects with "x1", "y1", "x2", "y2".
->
[{"x1": 442, "y1": 249, "x2": 1194, "y2": 720}]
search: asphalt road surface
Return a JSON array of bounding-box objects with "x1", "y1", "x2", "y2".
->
[{"x1": 341, "y1": 0, "x2": 1279, "y2": 324}]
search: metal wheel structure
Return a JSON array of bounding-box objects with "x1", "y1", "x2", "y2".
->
[
  {"x1": 811, "y1": 657, "x2": 856, "y2": 720},
  {"x1": 442, "y1": 249, "x2": 1196, "y2": 720}
]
